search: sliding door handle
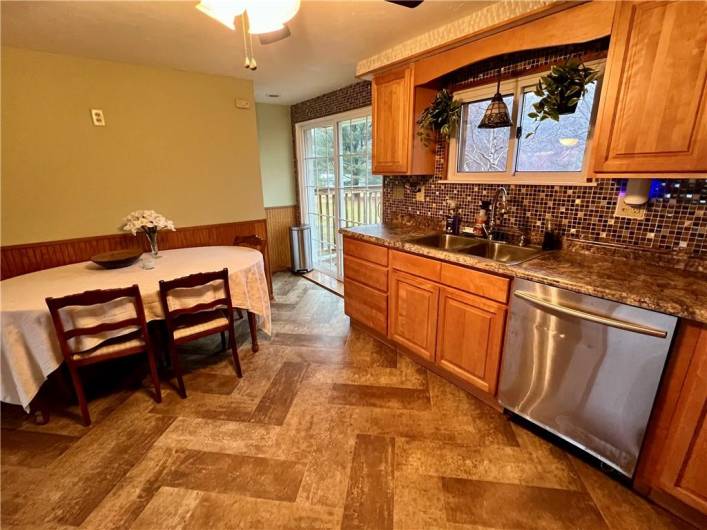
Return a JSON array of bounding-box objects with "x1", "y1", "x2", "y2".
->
[{"x1": 513, "y1": 290, "x2": 668, "y2": 338}]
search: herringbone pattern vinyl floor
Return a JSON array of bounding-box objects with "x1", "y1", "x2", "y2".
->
[{"x1": 0, "y1": 273, "x2": 693, "y2": 529}]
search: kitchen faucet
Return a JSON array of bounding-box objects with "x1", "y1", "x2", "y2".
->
[{"x1": 487, "y1": 186, "x2": 508, "y2": 240}]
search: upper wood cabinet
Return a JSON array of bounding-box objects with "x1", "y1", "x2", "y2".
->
[
  {"x1": 436, "y1": 287, "x2": 507, "y2": 395},
  {"x1": 593, "y1": 1, "x2": 707, "y2": 175},
  {"x1": 389, "y1": 270, "x2": 439, "y2": 361},
  {"x1": 371, "y1": 66, "x2": 436, "y2": 175}
]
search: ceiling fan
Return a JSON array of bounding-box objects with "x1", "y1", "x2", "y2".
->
[
  {"x1": 385, "y1": 1, "x2": 425, "y2": 8},
  {"x1": 196, "y1": 0, "x2": 300, "y2": 70}
]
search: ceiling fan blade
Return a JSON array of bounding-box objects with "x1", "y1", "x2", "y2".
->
[
  {"x1": 258, "y1": 25, "x2": 291, "y2": 45},
  {"x1": 385, "y1": 0, "x2": 424, "y2": 8}
]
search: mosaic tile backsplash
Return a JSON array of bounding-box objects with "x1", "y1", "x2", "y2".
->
[{"x1": 383, "y1": 172, "x2": 707, "y2": 257}]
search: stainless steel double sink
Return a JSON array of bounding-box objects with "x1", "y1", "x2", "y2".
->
[{"x1": 406, "y1": 233, "x2": 544, "y2": 265}]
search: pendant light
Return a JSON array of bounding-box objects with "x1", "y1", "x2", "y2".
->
[{"x1": 478, "y1": 67, "x2": 513, "y2": 129}]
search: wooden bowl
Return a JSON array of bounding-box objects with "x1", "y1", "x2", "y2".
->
[{"x1": 91, "y1": 248, "x2": 143, "y2": 269}]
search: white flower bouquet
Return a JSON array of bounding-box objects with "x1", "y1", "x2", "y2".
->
[{"x1": 122, "y1": 210, "x2": 175, "y2": 257}]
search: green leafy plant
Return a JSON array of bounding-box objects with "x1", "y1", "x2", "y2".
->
[
  {"x1": 416, "y1": 89, "x2": 462, "y2": 147},
  {"x1": 527, "y1": 59, "x2": 599, "y2": 135}
]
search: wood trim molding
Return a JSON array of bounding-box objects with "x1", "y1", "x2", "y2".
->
[
  {"x1": 357, "y1": 1, "x2": 586, "y2": 78},
  {"x1": 362, "y1": 1, "x2": 614, "y2": 87},
  {"x1": 1, "y1": 219, "x2": 273, "y2": 295}
]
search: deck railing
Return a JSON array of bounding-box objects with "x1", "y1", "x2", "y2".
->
[{"x1": 313, "y1": 187, "x2": 381, "y2": 251}]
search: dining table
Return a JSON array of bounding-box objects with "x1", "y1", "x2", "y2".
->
[{"x1": 0, "y1": 246, "x2": 271, "y2": 411}]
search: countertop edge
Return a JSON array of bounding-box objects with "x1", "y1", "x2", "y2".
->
[{"x1": 340, "y1": 227, "x2": 706, "y2": 324}]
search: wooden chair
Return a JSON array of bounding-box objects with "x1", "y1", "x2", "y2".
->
[
  {"x1": 158, "y1": 268, "x2": 242, "y2": 398},
  {"x1": 233, "y1": 234, "x2": 265, "y2": 353},
  {"x1": 46, "y1": 285, "x2": 161, "y2": 426}
]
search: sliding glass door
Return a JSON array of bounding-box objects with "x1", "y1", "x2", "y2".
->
[{"x1": 297, "y1": 107, "x2": 379, "y2": 281}]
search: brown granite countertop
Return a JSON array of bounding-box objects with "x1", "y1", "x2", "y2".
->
[{"x1": 340, "y1": 224, "x2": 707, "y2": 324}]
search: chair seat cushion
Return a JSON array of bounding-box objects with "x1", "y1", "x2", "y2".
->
[
  {"x1": 72, "y1": 332, "x2": 146, "y2": 361},
  {"x1": 173, "y1": 315, "x2": 230, "y2": 341}
]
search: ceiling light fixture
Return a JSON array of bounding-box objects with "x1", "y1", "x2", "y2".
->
[
  {"x1": 196, "y1": 0, "x2": 300, "y2": 70},
  {"x1": 196, "y1": 0, "x2": 299, "y2": 34}
]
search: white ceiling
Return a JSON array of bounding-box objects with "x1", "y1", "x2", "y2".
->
[{"x1": 1, "y1": 0, "x2": 493, "y2": 105}]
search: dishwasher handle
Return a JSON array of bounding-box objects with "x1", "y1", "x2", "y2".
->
[{"x1": 513, "y1": 290, "x2": 668, "y2": 338}]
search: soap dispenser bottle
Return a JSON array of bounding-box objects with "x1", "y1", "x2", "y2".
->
[{"x1": 445, "y1": 201, "x2": 461, "y2": 235}]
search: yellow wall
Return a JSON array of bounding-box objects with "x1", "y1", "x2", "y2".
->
[
  {"x1": 1, "y1": 47, "x2": 265, "y2": 245},
  {"x1": 256, "y1": 103, "x2": 296, "y2": 208}
]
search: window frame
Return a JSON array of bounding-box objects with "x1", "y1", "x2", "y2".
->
[{"x1": 446, "y1": 59, "x2": 605, "y2": 185}]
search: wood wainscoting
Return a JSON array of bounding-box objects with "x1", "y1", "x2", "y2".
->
[
  {"x1": 265, "y1": 205, "x2": 298, "y2": 273},
  {"x1": 1, "y1": 219, "x2": 273, "y2": 295}
]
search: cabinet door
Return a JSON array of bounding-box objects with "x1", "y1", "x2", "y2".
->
[
  {"x1": 657, "y1": 324, "x2": 707, "y2": 514},
  {"x1": 372, "y1": 67, "x2": 412, "y2": 174},
  {"x1": 389, "y1": 270, "x2": 438, "y2": 361},
  {"x1": 436, "y1": 287, "x2": 507, "y2": 395},
  {"x1": 593, "y1": 1, "x2": 707, "y2": 174}
]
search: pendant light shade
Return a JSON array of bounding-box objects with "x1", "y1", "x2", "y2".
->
[{"x1": 478, "y1": 73, "x2": 512, "y2": 129}]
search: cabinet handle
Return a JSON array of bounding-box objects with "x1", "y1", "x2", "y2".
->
[{"x1": 513, "y1": 290, "x2": 668, "y2": 338}]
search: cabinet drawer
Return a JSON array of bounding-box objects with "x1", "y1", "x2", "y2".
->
[
  {"x1": 390, "y1": 250, "x2": 441, "y2": 282},
  {"x1": 440, "y1": 263, "x2": 510, "y2": 304},
  {"x1": 343, "y1": 238, "x2": 388, "y2": 267},
  {"x1": 344, "y1": 256, "x2": 388, "y2": 292},
  {"x1": 344, "y1": 278, "x2": 388, "y2": 335}
]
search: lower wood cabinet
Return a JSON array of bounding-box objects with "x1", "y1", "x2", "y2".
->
[
  {"x1": 346, "y1": 241, "x2": 511, "y2": 400},
  {"x1": 436, "y1": 287, "x2": 507, "y2": 395},
  {"x1": 344, "y1": 278, "x2": 388, "y2": 336},
  {"x1": 389, "y1": 270, "x2": 439, "y2": 361},
  {"x1": 636, "y1": 320, "x2": 707, "y2": 524}
]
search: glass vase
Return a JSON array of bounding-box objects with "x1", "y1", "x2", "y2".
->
[{"x1": 144, "y1": 229, "x2": 160, "y2": 258}]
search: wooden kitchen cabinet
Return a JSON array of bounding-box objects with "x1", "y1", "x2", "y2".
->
[
  {"x1": 371, "y1": 66, "x2": 436, "y2": 175},
  {"x1": 389, "y1": 270, "x2": 439, "y2": 361},
  {"x1": 593, "y1": 1, "x2": 707, "y2": 175},
  {"x1": 436, "y1": 287, "x2": 507, "y2": 395},
  {"x1": 343, "y1": 238, "x2": 389, "y2": 336},
  {"x1": 636, "y1": 320, "x2": 707, "y2": 525}
]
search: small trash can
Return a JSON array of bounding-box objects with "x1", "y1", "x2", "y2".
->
[{"x1": 289, "y1": 225, "x2": 313, "y2": 273}]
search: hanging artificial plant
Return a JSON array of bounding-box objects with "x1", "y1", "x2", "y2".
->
[
  {"x1": 416, "y1": 89, "x2": 462, "y2": 147},
  {"x1": 527, "y1": 58, "x2": 599, "y2": 133}
]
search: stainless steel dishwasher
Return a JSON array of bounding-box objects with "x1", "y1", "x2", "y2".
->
[{"x1": 498, "y1": 278, "x2": 677, "y2": 477}]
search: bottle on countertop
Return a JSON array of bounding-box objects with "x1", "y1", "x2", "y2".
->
[
  {"x1": 445, "y1": 201, "x2": 462, "y2": 235},
  {"x1": 473, "y1": 200, "x2": 491, "y2": 237},
  {"x1": 542, "y1": 215, "x2": 559, "y2": 250}
]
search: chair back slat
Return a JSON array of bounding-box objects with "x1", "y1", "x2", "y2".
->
[
  {"x1": 168, "y1": 299, "x2": 228, "y2": 319},
  {"x1": 46, "y1": 284, "x2": 151, "y2": 361},
  {"x1": 63, "y1": 317, "x2": 142, "y2": 340},
  {"x1": 159, "y1": 270, "x2": 228, "y2": 292},
  {"x1": 158, "y1": 269, "x2": 234, "y2": 333}
]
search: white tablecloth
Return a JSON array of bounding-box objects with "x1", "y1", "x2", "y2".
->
[{"x1": 1, "y1": 246, "x2": 271, "y2": 409}]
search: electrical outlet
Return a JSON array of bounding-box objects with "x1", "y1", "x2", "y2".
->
[
  {"x1": 393, "y1": 184, "x2": 404, "y2": 200},
  {"x1": 614, "y1": 193, "x2": 646, "y2": 219},
  {"x1": 90, "y1": 109, "x2": 105, "y2": 127},
  {"x1": 415, "y1": 186, "x2": 425, "y2": 202}
]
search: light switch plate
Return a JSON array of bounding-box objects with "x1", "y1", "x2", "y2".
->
[
  {"x1": 415, "y1": 186, "x2": 425, "y2": 202},
  {"x1": 90, "y1": 109, "x2": 105, "y2": 127},
  {"x1": 614, "y1": 193, "x2": 646, "y2": 219}
]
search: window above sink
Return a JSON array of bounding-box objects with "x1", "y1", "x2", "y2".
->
[{"x1": 445, "y1": 60, "x2": 604, "y2": 185}]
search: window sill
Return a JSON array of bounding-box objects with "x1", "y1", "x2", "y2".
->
[{"x1": 438, "y1": 177, "x2": 596, "y2": 186}]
